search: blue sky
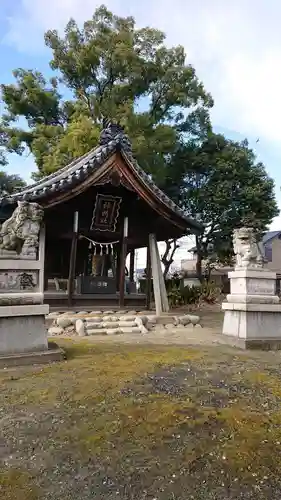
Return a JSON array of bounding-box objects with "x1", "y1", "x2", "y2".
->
[{"x1": 1, "y1": 0, "x2": 281, "y2": 230}]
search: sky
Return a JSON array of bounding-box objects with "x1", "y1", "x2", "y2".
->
[{"x1": 0, "y1": 0, "x2": 281, "y2": 244}]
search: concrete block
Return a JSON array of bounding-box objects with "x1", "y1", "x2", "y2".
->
[
  {"x1": 0, "y1": 313, "x2": 48, "y2": 354},
  {"x1": 102, "y1": 322, "x2": 120, "y2": 329},
  {"x1": 76, "y1": 319, "x2": 86, "y2": 336},
  {"x1": 119, "y1": 315, "x2": 137, "y2": 322},
  {"x1": 0, "y1": 304, "x2": 49, "y2": 317},
  {"x1": 117, "y1": 321, "x2": 136, "y2": 328},
  {"x1": 119, "y1": 327, "x2": 142, "y2": 334},
  {"x1": 155, "y1": 315, "x2": 175, "y2": 325},
  {"x1": 87, "y1": 328, "x2": 107, "y2": 336},
  {"x1": 106, "y1": 329, "x2": 121, "y2": 335},
  {"x1": 86, "y1": 322, "x2": 103, "y2": 329},
  {"x1": 136, "y1": 315, "x2": 148, "y2": 325}
]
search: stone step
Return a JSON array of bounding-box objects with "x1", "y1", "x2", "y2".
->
[
  {"x1": 87, "y1": 328, "x2": 108, "y2": 336},
  {"x1": 119, "y1": 326, "x2": 142, "y2": 334}
]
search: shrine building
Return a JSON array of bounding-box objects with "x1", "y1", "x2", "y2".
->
[{"x1": 0, "y1": 121, "x2": 202, "y2": 312}]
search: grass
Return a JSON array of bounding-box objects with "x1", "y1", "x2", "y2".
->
[{"x1": 1, "y1": 340, "x2": 281, "y2": 499}]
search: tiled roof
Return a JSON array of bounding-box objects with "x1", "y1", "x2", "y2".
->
[{"x1": 0, "y1": 121, "x2": 202, "y2": 232}]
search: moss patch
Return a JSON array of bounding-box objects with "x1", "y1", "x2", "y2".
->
[
  {"x1": 0, "y1": 469, "x2": 40, "y2": 500},
  {"x1": 1, "y1": 341, "x2": 281, "y2": 499}
]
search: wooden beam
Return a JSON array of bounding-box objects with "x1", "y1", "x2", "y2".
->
[
  {"x1": 67, "y1": 211, "x2": 79, "y2": 307},
  {"x1": 145, "y1": 243, "x2": 152, "y2": 310},
  {"x1": 119, "y1": 217, "x2": 128, "y2": 307}
]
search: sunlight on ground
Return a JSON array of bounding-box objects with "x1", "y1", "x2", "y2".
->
[{"x1": 1, "y1": 340, "x2": 281, "y2": 499}]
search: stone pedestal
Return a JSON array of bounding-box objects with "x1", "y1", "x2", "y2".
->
[
  {"x1": 0, "y1": 225, "x2": 64, "y2": 366},
  {"x1": 222, "y1": 269, "x2": 281, "y2": 349},
  {"x1": 0, "y1": 304, "x2": 49, "y2": 354}
]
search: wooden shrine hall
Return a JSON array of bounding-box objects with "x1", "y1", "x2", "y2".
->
[{"x1": 0, "y1": 121, "x2": 202, "y2": 311}]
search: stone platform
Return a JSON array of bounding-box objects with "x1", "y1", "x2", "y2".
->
[
  {"x1": 0, "y1": 342, "x2": 65, "y2": 368},
  {"x1": 222, "y1": 302, "x2": 281, "y2": 349}
]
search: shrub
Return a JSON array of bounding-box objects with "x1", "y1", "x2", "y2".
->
[{"x1": 167, "y1": 281, "x2": 220, "y2": 308}]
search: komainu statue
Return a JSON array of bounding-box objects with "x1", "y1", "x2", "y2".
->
[
  {"x1": 0, "y1": 201, "x2": 44, "y2": 259},
  {"x1": 233, "y1": 227, "x2": 264, "y2": 269}
]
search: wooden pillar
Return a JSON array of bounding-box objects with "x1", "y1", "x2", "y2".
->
[
  {"x1": 67, "y1": 211, "x2": 79, "y2": 307},
  {"x1": 129, "y1": 249, "x2": 135, "y2": 282},
  {"x1": 145, "y1": 243, "x2": 152, "y2": 310},
  {"x1": 38, "y1": 224, "x2": 46, "y2": 299},
  {"x1": 149, "y1": 233, "x2": 163, "y2": 316},
  {"x1": 155, "y1": 236, "x2": 169, "y2": 313},
  {"x1": 119, "y1": 216, "x2": 128, "y2": 307},
  {"x1": 149, "y1": 233, "x2": 169, "y2": 315}
]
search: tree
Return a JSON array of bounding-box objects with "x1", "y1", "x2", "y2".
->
[
  {"x1": 171, "y1": 134, "x2": 279, "y2": 280},
  {"x1": 0, "y1": 171, "x2": 26, "y2": 196},
  {"x1": 161, "y1": 238, "x2": 180, "y2": 279},
  {"x1": 0, "y1": 5, "x2": 213, "y2": 179}
]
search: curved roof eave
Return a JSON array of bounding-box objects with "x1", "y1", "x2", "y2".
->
[{"x1": 0, "y1": 126, "x2": 203, "y2": 235}]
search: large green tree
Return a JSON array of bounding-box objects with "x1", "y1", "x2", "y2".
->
[
  {"x1": 0, "y1": 6, "x2": 278, "y2": 280},
  {"x1": 0, "y1": 5, "x2": 212, "y2": 179},
  {"x1": 0, "y1": 171, "x2": 26, "y2": 196},
  {"x1": 170, "y1": 134, "x2": 279, "y2": 279}
]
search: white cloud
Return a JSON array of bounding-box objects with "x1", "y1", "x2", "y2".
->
[
  {"x1": 3, "y1": 0, "x2": 281, "y2": 228},
  {"x1": 4, "y1": 0, "x2": 281, "y2": 147}
]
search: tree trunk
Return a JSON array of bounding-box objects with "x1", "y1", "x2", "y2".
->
[
  {"x1": 161, "y1": 239, "x2": 179, "y2": 279},
  {"x1": 195, "y1": 236, "x2": 204, "y2": 283}
]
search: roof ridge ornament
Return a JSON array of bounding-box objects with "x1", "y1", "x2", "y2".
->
[{"x1": 99, "y1": 118, "x2": 132, "y2": 155}]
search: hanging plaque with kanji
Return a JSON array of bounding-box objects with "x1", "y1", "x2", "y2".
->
[{"x1": 90, "y1": 194, "x2": 122, "y2": 232}]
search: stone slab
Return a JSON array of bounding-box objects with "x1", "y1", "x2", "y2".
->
[
  {"x1": 0, "y1": 345, "x2": 65, "y2": 368},
  {"x1": 229, "y1": 270, "x2": 277, "y2": 279},
  {"x1": 223, "y1": 309, "x2": 281, "y2": 340},
  {"x1": 0, "y1": 304, "x2": 49, "y2": 317},
  {"x1": 87, "y1": 329, "x2": 107, "y2": 336},
  {"x1": 226, "y1": 294, "x2": 279, "y2": 304},
  {"x1": 230, "y1": 277, "x2": 276, "y2": 295},
  {"x1": 119, "y1": 327, "x2": 142, "y2": 334},
  {"x1": 222, "y1": 302, "x2": 281, "y2": 312},
  {"x1": 0, "y1": 313, "x2": 48, "y2": 354},
  {"x1": 155, "y1": 315, "x2": 176, "y2": 325},
  {"x1": 0, "y1": 292, "x2": 44, "y2": 306}
]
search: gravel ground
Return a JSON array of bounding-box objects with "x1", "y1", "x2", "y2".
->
[{"x1": 1, "y1": 339, "x2": 281, "y2": 499}]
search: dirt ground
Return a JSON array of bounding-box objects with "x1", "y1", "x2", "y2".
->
[{"x1": 2, "y1": 311, "x2": 281, "y2": 499}]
